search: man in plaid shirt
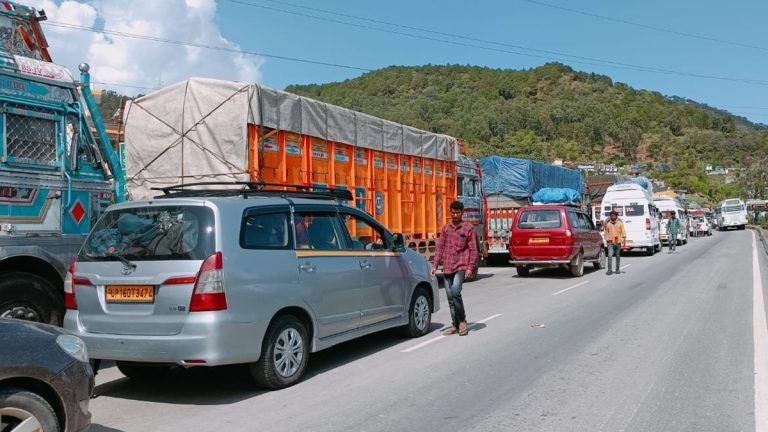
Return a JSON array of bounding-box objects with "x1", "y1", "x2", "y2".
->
[{"x1": 431, "y1": 200, "x2": 479, "y2": 336}]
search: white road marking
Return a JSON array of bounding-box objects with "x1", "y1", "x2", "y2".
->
[
  {"x1": 552, "y1": 281, "x2": 589, "y2": 296},
  {"x1": 401, "y1": 314, "x2": 502, "y2": 353},
  {"x1": 620, "y1": 264, "x2": 631, "y2": 270},
  {"x1": 752, "y1": 231, "x2": 768, "y2": 432}
]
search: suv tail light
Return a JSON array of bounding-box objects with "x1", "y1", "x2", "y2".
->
[
  {"x1": 190, "y1": 252, "x2": 227, "y2": 312},
  {"x1": 64, "y1": 261, "x2": 92, "y2": 310},
  {"x1": 645, "y1": 218, "x2": 651, "y2": 231}
]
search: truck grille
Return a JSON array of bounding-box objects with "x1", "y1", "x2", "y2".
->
[{"x1": 6, "y1": 107, "x2": 58, "y2": 166}]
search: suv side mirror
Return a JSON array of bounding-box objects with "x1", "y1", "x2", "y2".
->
[{"x1": 392, "y1": 233, "x2": 405, "y2": 250}]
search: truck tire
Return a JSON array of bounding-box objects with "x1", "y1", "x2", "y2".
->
[{"x1": 0, "y1": 272, "x2": 63, "y2": 326}]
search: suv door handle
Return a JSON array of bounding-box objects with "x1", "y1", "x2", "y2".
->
[
  {"x1": 299, "y1": 263, "x2": 316, "y2": 273},
  {"x1": 359, "y1": 260, "x2": 372, "y2": 270}
]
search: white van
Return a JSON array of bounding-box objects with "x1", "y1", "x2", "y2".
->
[
  {"x1": 716, "y1": 198, "x2": 748, "y2": 230},
  {"x1": 600, "y1": 184, "x2": 661, "y2": 255},
  {"x1": 654, "y1": 197, "x2": 688, "y2": 245}
]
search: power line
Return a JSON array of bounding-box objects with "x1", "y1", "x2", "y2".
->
[
  {"x1": 520, "y1": 0, "x2": 768, "y2": 53},
  {"x1": 44, "y1": 21, "x2": 372, "y2": 72},
  {"x1": 91, "y1": 81, "x2": 156, "y2": 91},
  {"x1": 223, "y1": 0, "x2": 768, "y2": 86}
]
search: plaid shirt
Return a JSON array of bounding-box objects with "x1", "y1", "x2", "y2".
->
[{"x1": 434, "y1": 221, "x2": 479, "y2": 274}]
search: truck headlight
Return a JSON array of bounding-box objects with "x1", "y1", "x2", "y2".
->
[{"x1": 56, "y1": 335, "x2": 89, "y2": 363}]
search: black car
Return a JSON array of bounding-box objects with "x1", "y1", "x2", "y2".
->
[{"x1": 0, "y1": 318, "x2": 93, "y2": 432}]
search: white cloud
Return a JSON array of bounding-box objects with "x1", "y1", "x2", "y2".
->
[{"x1": 24, "y1": 0, "x2": 263, "y2": 94}]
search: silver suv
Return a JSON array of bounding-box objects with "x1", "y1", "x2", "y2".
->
[{"x1": 63, "y1": 185, "x2": 438, "y2": 389}]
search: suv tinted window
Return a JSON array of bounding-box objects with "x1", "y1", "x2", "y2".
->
[
  {"x1": 81, "y1": 206, "x2": 215, "y2": 261},
  {"x1": 241, "y1": 212, "x2": 291, "y2": 250},
  {"x1": 578, "y1": 212, "x2": 595, "y2": 230},
  {"x1": 568, "y1": 211, "x2": 580, "y2": 229},
  {"x1": 518, "y1": 210, "x2": 562, "y2": 229}
]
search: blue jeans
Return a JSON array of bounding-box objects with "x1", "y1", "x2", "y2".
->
[
  {"x1": 607, "y1": 243, "x2": 621, "y2": 271},
  {"x1": 668, "y1": 234, "x2": 677, "y2": 251},
  {"x1": 442, "y1": 271, "x2": 466, "y2": 328}
]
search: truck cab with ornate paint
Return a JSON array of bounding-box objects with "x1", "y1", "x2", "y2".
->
[{"x1": 0, "y1": 1, "x2": 124, "y2": 325}]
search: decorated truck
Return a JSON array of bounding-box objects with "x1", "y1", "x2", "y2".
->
[
  {"x1": 121, "y1": 77, "x2": 485, "y2": 268},
  {"x1": 480, "y1": 156, "x2": 584, "y2": 265},
  {"x1": 0, "y1": 1, "x2": 124, "y2": 324}
]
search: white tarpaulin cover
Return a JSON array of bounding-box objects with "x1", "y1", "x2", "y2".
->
[{"x1": 124, "y1": 77, "x2": 459, "y2": 199}]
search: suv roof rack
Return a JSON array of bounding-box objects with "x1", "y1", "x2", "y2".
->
[{"x1": 151, "y1": 182, "x2": 354, "y2": 201}]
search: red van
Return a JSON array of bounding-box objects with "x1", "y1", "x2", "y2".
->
[{"x1": 509, "y1": 205, "x2": 606, "y2": 277}]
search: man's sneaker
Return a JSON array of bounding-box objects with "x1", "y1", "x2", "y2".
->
[
  {"x1": 443, "y1": 327, "x2": 458, "y2": 336},
  {"x1": 615, "y1": 270, "x2": 622, "y2": 274},
  {"x1": 606, "y1": 270, "x2": 613, "y2": 275}
]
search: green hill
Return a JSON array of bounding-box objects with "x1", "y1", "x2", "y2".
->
[{"x1": 287, "y1": 63, "x2": 768, "y2": 200}]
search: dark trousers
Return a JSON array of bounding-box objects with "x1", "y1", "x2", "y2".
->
[
  {"x1": 442, "y1": 271, "x2": 467, "y2": 328},
  {"x1": 607, "y1": 243, "x2": 621, "y2": 271}
]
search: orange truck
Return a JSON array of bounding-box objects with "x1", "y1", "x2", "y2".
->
[{"x1": 121, "y1": 77, "x2": 485, "y2": 266}]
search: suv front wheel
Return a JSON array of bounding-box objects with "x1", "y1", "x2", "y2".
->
[{"x1": 250, "y1": 315, "x2": 309, "y2": 389}]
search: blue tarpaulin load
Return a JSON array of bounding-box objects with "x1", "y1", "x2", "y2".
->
[
  {"x1": 618, "y1": 176, "x2": 654, "y2": 194},
  {"x1": 532, "y1": 188, "x2": 581, "y2": 204},
  {"x1": 480, "y1": 156, "x2": 584, "y2": 199}
]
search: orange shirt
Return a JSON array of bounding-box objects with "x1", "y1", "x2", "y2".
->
[{"x1": 605, "y1": 219, "x2": 627, "y2": 243}]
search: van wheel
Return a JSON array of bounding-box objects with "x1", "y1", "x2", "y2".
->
[
  {"x1": 250, "y1": 315, "x2": 309, "y2": 389},
  {"x1": 0, "y1": 272, "x2": 63, "y2": 326},
  {"x1": 402, "y1": 287, "x2": 431, "y2": 338},
  {"x1": 570, "y1": 253, "x2": 584, "y2": 277},
  {"x1": 594, "y1": 249, "x2": 606, "y2": 270},
  {"x1": 0, "y1": 388, "x2": 59, "y2": 432},
  {"x1": 516, "y1": 266, "x2": 530, "y2": 277},
  {"x1": 646, "y1": 246, "x2": 655, "y2": 256},
  {"x1": 116, "y1": 361, "x2": 172, "y2": 380}
]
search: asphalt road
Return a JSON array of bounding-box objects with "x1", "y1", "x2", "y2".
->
[{"x1": 88, "y1": 229, "x2": 768, "y2": 432}]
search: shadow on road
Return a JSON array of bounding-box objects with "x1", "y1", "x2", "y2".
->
[
  {"x1": 90, "y1": 424, "x2": 126, "y2": 432},
  {"x1": 93, "y1": 322, "x2": 444, "y2": 406}
]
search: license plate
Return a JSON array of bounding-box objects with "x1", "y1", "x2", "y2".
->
[
  {"x1": 106, "y1": 285, "x2": 155, "y2": 303},
  {"x1": 529, "y1": 237, "x2": 549, "y2": 245}
]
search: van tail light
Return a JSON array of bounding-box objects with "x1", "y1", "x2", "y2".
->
[
  {"x1": 645, "y1": 218, "x2": 651, "y2": 231},
  {"x1": 190, "y1": 252, "x2": 227, "y2": 312},
  {"x1": 64, "y1": 261, "x2": 92, "y2": 310}
]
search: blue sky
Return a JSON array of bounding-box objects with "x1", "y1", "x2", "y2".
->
[{"x1": 213, "y1": 0, "x2": 768, "y2": 124}]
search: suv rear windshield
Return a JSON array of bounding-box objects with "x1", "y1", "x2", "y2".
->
[
  {"x1": 80, "y1": 206, "x2": 215, "y2": 262},
  {"x1": 517, "y1": 210, "x2": 561, "y2": 229}
]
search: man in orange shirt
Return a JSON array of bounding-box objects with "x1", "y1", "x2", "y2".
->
[{"x1": 604, "y1": 209, "x2": 626, "y2": 275}]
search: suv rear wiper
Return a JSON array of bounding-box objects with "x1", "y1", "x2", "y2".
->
[{"x1": 112, "y1": 254, "x2": 138, "y2": 271}]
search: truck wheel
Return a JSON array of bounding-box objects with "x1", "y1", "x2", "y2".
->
[
  {"x1": 569, "y1": 253, "x2": 584, "y2": 277},
  {"x1": 250, "y1": 315, "x2": 309, "y2": 389},
  {"x1": 516, "y1": 266, "x2": 530, "y2": 277},
  {"x1": 0, "y1": 272, "x2": 63, "y2": 326}
]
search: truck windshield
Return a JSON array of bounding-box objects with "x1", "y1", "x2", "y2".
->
[
  {"x1": 724, "y1": 205, "x2": 744, "y2": 213},
  {"x1": 80, "y1": 206, "x2": 215, "y2": 261}
]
